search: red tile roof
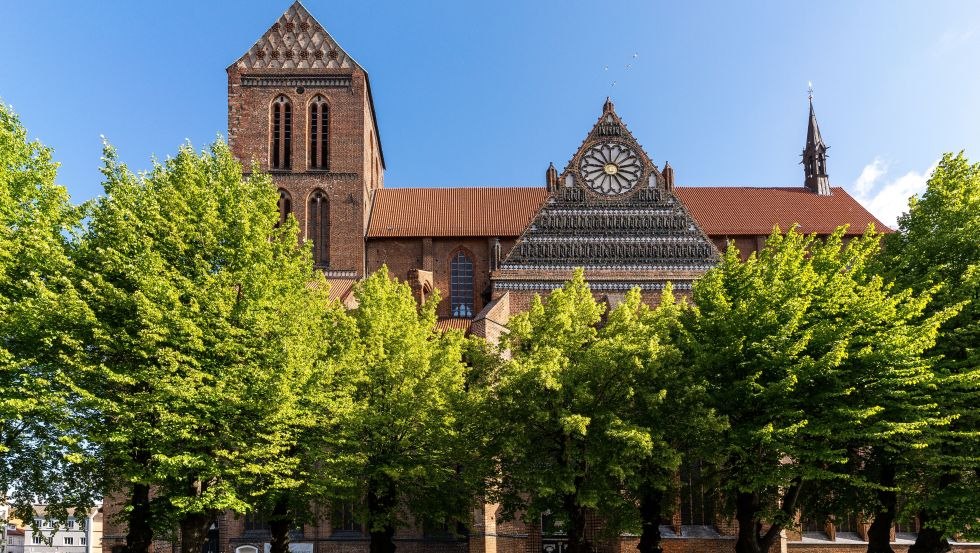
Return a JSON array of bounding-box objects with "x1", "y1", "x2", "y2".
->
[
  {"x1": 675, "y1": 186, "x2": 889, "y2": 236},
  {"x1": 368, "y1": 187, "x2": 548, "y2": 238},
  {"x1": 435, "y1": 318, "x2": 472, "y2": 333},
  {"x1": 325, "y1": 278, "x2": 357, "y2": 303},
  {"x1": 367, "y1": 186, "x2": 887, "y2": 239}
]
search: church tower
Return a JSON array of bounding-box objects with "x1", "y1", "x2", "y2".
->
[
  {"x1": 802, "y1": 94, "x2": 830, "y2": 195},
  {"x1": 227, "y1": 1, "x2": 384, "y2": 277}
]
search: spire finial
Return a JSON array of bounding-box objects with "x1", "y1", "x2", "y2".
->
[
  {"x1": 603, "y1": 96, "x2": 615, "y2": 113},
  {"x1": 808, "y1": 81, "x2": 813, "y2": 102}
]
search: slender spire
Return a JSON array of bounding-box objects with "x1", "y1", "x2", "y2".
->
[
  {"x1": 603, "y1": 96, "x2": 615, "y2": 114},
  {"x1": 802, "y1": 89, "x2": 831, "y2": 195},
  {"x1": 546, "y1": 162, "x2": 559, "y2": 191},
  {"x1": 662, "y1": 161, "x2": 675, "y2": 192}
]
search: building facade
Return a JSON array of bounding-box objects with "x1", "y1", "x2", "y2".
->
[
  {"x1": 104, "y1": 3, "x2": 976, "y2": 553},
  {"x1": 22, "y1": 507, "x2": 102, "y2": 553}
]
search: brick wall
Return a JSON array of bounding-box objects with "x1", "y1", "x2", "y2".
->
[{"x1": 227, "y1": 65, "x2": 382, "y2": 277}]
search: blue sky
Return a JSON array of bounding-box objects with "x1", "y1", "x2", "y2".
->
[{"x1": 2, "y1": 1, "x2": 979, "y2": 226}]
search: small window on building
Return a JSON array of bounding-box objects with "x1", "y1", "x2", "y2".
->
[
  {"x1": 307, "y1": 189, "x2": 329, "y2": 267},
  {"x1": 80, "y1": 537, "x2": 87, "y2": 546},
  {"x1": 243, "y1": 512, "x2": 269, "y2": 533},
  {"x1": 33, "y1": 536, "x2": 43, "y2": 545},
  {"x1": 450, "y1": 250, "x2": 474, "y2": 318},
  {"x1": 270, "y1": 95, "x2": 292, "y2": 170},
  {"x1": 277, "y1": 189, "x2": 292, "y2": 227},
  {"x1": 309, "y1": 96, "x2": 329, "y2": 170},
  {"x1": 64, "y1": 537, "x2": 74, "y2": 545},
  {"x1": 331, "y1": 502, "x2": 362, "y2": 535},
  {"x1": 66, "y1": 518, "x2": 75, "y2": 529}
]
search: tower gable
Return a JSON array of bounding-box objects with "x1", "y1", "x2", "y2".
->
[{"x1": 231, "y1": 1, "x2": 360, "y2": 71}]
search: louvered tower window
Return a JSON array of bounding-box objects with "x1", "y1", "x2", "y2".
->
[
  {"x1": 450, "y1": 250, "x2": 474, "y2": 318},
  {"x1": 276, "y1": 189, "x2": 292, "y2": 227},
  {"x1": 309, "y1": 95, "x2": 329, "y2": 169},
  {"x1": 271, "y1": 95, "x2": 292, "y2": 170},
  {"x1": 307, "y1": 189, "x2": 329, "y2": 267}
]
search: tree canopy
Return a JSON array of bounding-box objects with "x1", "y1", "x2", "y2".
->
[
  {"x1": 689, "y1": 227, "x2": 948, "y2": 553},
  {"x1": 70, "y1": 141, "x2": 332, "y2": 553},
  {"x1": 879, "y1": 152, "x2": 980, "y2": 553},
  {"x1": 0, "y1": 101, "x2": 98, "y2": 540}
]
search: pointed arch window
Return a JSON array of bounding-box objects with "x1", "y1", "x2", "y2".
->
[
  {"x1": 271, "y1": 95, "x2": 292, "y2": 170},
  {"x1": 309, "y1": 96, "x2": 329, "y2": 170},
  {"x1": 450, "y1": 250, "x2": 474, "y2": 318},
  {"x1": 276, "y1": 189, "x2": 292, "y2": 227},
  {"x1": 307, "y1": 190, "x2": 329, "y2": 267}
]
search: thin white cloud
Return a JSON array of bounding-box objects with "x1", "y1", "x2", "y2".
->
[
  {"x1": 849, "y1": 158, "x2": 938, "y2": 228},
  {"x1": 854, "y1": 157, "x2": 887, "y2": 198}
]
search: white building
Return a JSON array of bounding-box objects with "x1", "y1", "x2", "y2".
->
[
  {"x1": 6, "y1": 527, "x2": 25, "y2": 553},
  {"x1": 22, "y1": 506, "x2": 101, "y2": 553}
]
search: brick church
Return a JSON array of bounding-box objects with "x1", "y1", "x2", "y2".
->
[{"x1": 108, "y1": 3, "x2": 945, "y2": 553}]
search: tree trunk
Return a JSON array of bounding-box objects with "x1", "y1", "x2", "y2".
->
[
  {"x1": 269, "y1": 498, "x2": 292, "y2": 553},
  {"x1": 178, "y1": 513, "x2": 211, "y2": 553},
  {"x1": 908, "y1": 511, "x2": 950, "y2": 553},
  {"x1": 637, "y1": 488, "x2": 664, "y2": 553},
  {"x1": 563, "y1": 493, "x2": 590, "y2": 553},
  {"x1": 866, "y1": 463, "x2": 897, "y2": 553},
  {"x1": 733, "y1": 480, "x2": 800, "y2": 553},
  {"x1": 368, "y1": 479, "x2": 397, "y2": 553},
  {"x1": 909, "y1": 471, "x2": 956, "y2": 553},
  {"x1": 124, "y1": 483, "x2": 154, "y2": 553},
  {"x1": 734, "y1": 492, "x2": 763, "y2": 553}
]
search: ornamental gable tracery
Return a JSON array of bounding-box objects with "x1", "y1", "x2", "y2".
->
[{"x1": 498, "y1": 99, "x2": 719, "y2": 280}]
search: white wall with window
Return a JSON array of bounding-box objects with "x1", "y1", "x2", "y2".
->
[{"x1": 22, "y1": 505, "x2": 102, "y2": 553}]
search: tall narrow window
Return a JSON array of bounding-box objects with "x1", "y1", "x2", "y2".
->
[
  {"x1": 309, "y1": 95, "x2": 328, "y2": 169},
  {"x1": 276, "y1": 189, "x2": 292, "y2": 227},
  {"x1": 679, "y1": 458, "x2": 716, "y2": 527},
  {"x1": 271, "y1": 95, "x2": 292, "y2": 170},
  {"x1": 331, "y1": 502, "x2": 362, "y2": 535},
  {"x1": 450, "y1": 250, "x2": 474, "y2": 318},
  {"x1": 307, "y1": 190, "x2": 329, "y2": 267}
]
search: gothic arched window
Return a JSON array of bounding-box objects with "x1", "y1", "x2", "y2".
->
[
  {"x1": 309, "y1": 96, "x2": 329, "y2": 170},
  {"x1": 450, "y1": 250, "x2": 474, "y2": 318},
  {"x1": 276, "y1": 189, "x2": 292, "y2": 227},
  {"x1": 271, "y1": 95, "x2": 292, "y2": 170},
  {"x1": 307, "y1": 189, "x2": 329, "y2": 267}
]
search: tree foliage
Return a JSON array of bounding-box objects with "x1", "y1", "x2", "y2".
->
[
  {"x1": 70, "y1": 141, "x2": 331, "y2": 553},
  {"x1": 0, "y1": 101, "x2": 98, "y2": 544},
  {"x1": 330, "y1": 267, "x2": 478, "y2": 553},
  {"x1": 879, "y1": 152, "x2": 980, "y2": 551},
  {"x1": 494, "y1": 270, "x2": 723, "y2": 553},
  {"x1": 689, "y1": 227, "x2": 948, "y2": 553}
]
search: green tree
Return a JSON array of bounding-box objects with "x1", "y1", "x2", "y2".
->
[
  {"x1": 0, "y1": 102, "x2": 99, "y2": 549},
  {"x1": 258, "y1": 298, "x2": 361, "y2": 553},
  {"x1": 495, "y1": 271, "x2": 701, "y2": 553},
  {"x1": 879, "y1": 152, "x2": 980, "y2": 553},
  {"x1": 71, "y1": 141, "x2": 330, "y2": 553},
  {"x1": 332, "y1": 267, "x2": 477, "y2": 553},
  {"x1": 689, "y1": 227, "x2": 946, "y2": 553},
  {"x1": 602, "y1": 286, "x2": 726, "y2": 553}
]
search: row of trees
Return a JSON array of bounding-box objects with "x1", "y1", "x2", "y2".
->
[{"x1": 1, "y1": 100, "x2": 978, "y2": 553}]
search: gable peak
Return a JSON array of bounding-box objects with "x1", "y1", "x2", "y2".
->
[{"x1": 233, "y1": 1, "x2": 361, "y2": 71}]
